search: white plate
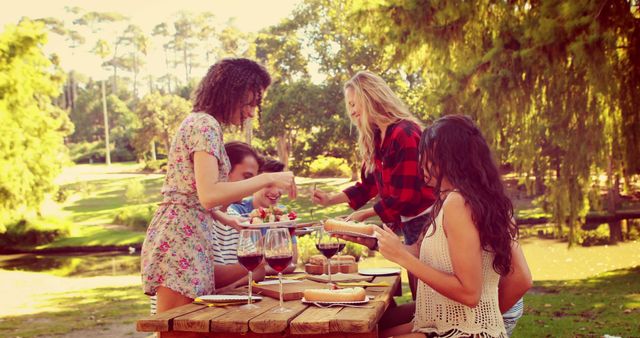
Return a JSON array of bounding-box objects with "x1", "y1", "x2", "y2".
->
[
  {"x1": 295, "y1": 227, "x2": 317, "y2": 236},
  {"x1": 301, "y1": 295, "x2": 372, "y2": 305},
  {"x1": 358, "y1": 268, "x2": 401, "y2": 276},
  {"x1": 198, "y1": 294, "x2": 262, "y2": 302},
  {"x1": 256, "y1": 279, "x2": 302, "y2": 285},
  {"x1": 240, "y1": 220, "x2": 297, "y2": 228},
  {"x1": 327, "y1": 230, "x2": 377, "y2": 239}
]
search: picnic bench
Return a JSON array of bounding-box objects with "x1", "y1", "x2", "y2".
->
[{"x1": 137, "y1": 274, "x2": 402, "y2": 338}]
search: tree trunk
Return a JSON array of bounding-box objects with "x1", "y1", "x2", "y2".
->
[
  {"x1": 243, "y1": 118, "x2": 253, "y2": 144},
  {"x1": 533, "y1": 162, "x2": 546, "y2": 195},
  {"x1": 183, "y1": 47, "x2": 189, "y2": 84},
  {"x1": 164, "y1": 46, "x2": 171, "y2": 93},
  {"x1": 66, "y1": 70, "x2": 76, "y2": 112},
  {"x1": 164, "y1": 130, "x2": 171, "y2": 156},
  {"x1": 276, "y1": 134, "x2": 289, "y2": 170},
  {"x1": 150, "y1": 141, "x2": 157, "y2": 161},
  {"x1": 133, "y1": 52, "x2": 138, "y2": 99},
  {"x1": 112, "y1": 64, "x2": 117, "y2": 95},
  {"x1": 101, "y1": 79, "x2": 111, "y2": 165},
  {"x1": 350, "y1": 152, "x2": 359, "y2": 181},
  {"x1": 608, "y1": 156, "x2": 623, "y2": 244}
]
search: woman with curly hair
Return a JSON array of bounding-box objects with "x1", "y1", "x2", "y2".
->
[
  {"x1": 376, "y1": 115, "x2": 524, "y2": 337},
  {"x1": 141, "y1": 58, "x2": 296, "y2": 313}
]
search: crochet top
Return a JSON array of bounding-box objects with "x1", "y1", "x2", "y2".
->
[{"x1": 413, "y1": 192, "x2": 507, "y2": 337}]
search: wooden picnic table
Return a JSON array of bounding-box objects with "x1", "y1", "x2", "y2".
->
[{"x1": 137, "y1": 274, "x2": 402, "y2": 338}]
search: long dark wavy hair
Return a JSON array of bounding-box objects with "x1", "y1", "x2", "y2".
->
[
  {"x1": 192, "y1": 58, "x2": 271, "y2": 125},
  {"x1": 419, "y1": 115, "x2": 517, "y2": 276}
]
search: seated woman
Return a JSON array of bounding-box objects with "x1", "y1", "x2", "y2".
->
[{"x1": 376, "y1": 115, "x2": 526, "y2": 337}]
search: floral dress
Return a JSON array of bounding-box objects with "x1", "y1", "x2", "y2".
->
[{"x1": 141, "y1": 112, "x2": 231, "y2": 298}]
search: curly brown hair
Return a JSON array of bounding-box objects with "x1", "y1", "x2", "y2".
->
[{"x1": 192, "y1": 58, "x2": 271, "y2": 125}]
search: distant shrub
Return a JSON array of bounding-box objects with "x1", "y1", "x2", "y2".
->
[
  {"x1": 125, "y1": 180, "x2": 145, "y2": 203},
  {"x1": 143, "y1": 159, "x2": 168, "y2": 173},
  {"x1": 68, "y1": 141, "x2": 136, "y2": 164},
  {"x1": 0, "y1": 217, "x2": 71, "y2": 247},
  {"x1": 578, "y1": 224, "x2": 611, "y2": 246},
  {"x1": 113, "y1": 205, "x2": 156, "y2": 231},
  {"x1": 308, "y1": 156, "x2": 351, "y2": 178},
  {"x1": 68, "y1": 141, "x2": 104, "y2": 164},
  {"x1": 296, "y1": 234, "x2": 366, "y2": 265},
  {"x1": 54, "y1": 186, "x2": 71, "y2": 203}
]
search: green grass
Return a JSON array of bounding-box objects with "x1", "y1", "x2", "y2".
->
[
  {"x1": 0, "y1": 284, "x2": 148, "y2": 338},
  {"x1": 33, "y1": 164, "x2": 164, "y2": 248},
  {"x1": 515, "y1": 266, "x2": 640, "y2": 337}
]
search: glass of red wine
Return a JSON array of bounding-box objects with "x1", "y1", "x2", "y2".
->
[
  {"x1": 315, "y1": 228, "x2": 340, "y2": 284},
  {"x1": 335, "y1": 239, "x2": 346, "y2": 270},
  {"x1": 264, "y1": 228, "x2": 293, "y2": 313},
  {"x1": 237, "y1": 229, "x2": 264, "y2": 310}
]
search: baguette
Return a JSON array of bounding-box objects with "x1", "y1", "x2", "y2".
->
[
  {"x1": 303, "y1": 287, "x2": 367, "y2": 302},
  {"x1": 324, "y1": 219, "x2": 375, "y2": 236}
]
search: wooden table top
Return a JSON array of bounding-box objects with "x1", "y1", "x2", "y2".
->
[{"x1": 137, "y1": 274, "x2": 402, "y2": 338}]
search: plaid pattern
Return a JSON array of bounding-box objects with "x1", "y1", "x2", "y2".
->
[{"x1": 344, "y1": 120, "x2": 435, "y2": 231}]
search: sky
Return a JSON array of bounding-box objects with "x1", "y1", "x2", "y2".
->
[{"x1": 0, "y1": 0, "x2": 302, "y2": 81}]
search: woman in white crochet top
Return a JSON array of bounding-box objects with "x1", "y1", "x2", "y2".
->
[{"x1": 375, "y1": 115, "x2": 518, "y2": 338}]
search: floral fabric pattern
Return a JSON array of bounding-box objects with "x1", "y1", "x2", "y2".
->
[{"x1": 141, "y1": 113, "x2": 230, "y2": 298}]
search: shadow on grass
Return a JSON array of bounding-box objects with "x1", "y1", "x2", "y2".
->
[
  {"x1": 42, "y1": 227, "x2": 145, "y2": 248},
  {"x1": 516, "y1": 266, "x2": 640, "y2": 337},
  {"x1": 0, "y1": 285, "x2": 148, "y2": 338},
  {"x1": 63, "y1": 177, "x2": 163, "y2": 215}
]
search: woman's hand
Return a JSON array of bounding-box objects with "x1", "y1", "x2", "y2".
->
[
  {"x1": 213, "y1": 211, "x2": 247, "y2": 232},
  {"x1": 268, "y1": 171, "x2": 297, "y2": 199},
  {"x1": 347, "y1": 208, "x2": 376, "y2": 222},
  {"x1": 374, "y1": 224, "x2": 411, "y2": 265},
  {"x1": 311, "y1": 189, "x2": 331, "y2": 206},
  {"x1": 332, "y1": 233, "x2": 378, "y2": 250}
]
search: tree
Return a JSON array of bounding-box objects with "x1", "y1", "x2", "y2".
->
[
  {"x1": 69, "y1": 79, "x2": 138, "y2": 162},
  {"x1": 120, "y1": 24, "x2": 149, "y2": 99},
  {"x1": 173, "y1": 13, "x2": 200, "y2": 85},
  {"x1": 254, "y1": 16, "x2": 311, "y2": 166},
  {"x1": 133, "y1": 92, "x2": 191, "y2": 158},
  {"x1": 152, "y1": 22, "x2": 176, "y2": 93},
  {"x1": 35, "y1": 15, "x2": 86, "y2": 113},
  {"x1": 73, "y1": 10, "x2": 128, "y2": 94},
  {"x1": 354, "y1": 0, "x2": 640, "y2": 245},
  {"x1": 0, "y1": 19, "x2": 73, "y2": 227}
]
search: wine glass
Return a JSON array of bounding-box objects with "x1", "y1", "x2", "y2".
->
[
  {"x1": 335, "y1": 237, "x2": 346, "y2": 271},
  {"x1": 315, "y1": 228, "x2": 340, "y2": 284},
  {"x1": 264, "y1": 228, "x2": 293, "y2": 313},
  {"x1": 237, "y1": 229, "x2": 264, "y2": 310}
]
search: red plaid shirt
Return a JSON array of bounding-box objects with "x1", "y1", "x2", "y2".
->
[{"x1": 343, "y1": 120, "x2": 435, "y2": 229}]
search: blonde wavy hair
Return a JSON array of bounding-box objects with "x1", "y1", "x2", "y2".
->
[{"x1": 344, "y1": 71, "x2": 423, "y2": 174}]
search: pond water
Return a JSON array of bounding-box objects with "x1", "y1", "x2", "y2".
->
[{"x1": 0, "y1": 252, "x2": 140, "y2": 277}]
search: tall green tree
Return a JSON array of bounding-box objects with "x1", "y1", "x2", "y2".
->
[
  {"x1": 133, "y1": 92, "x2": 191, "y2": 158},
  {"x1": 120, "y1": 24, "x2": 149, "y2": 99},
  {"x1": 354, "y1": 0, "x2": 640, "y2": 245},
  {"x1": 0, "y1": 20, "x2": 73, "y2": 227}
]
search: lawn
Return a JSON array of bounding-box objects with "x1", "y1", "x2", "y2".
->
[
  {"x1": 1, "y1": 253, "x2": 638, "y2": 337},
  {"x1": 2, "y1": 163, "x2": 638, "y2": 337}
]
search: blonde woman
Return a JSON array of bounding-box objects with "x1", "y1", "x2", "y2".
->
[{"x1": 312, "y1": 71, "x2": 435, "y2": 297}]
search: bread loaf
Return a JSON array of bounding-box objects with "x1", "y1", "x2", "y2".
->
[
  {"x1": 332, "y1": 255, "x2": 356, "y2": 264},
  {"x1": 324, "y1": 219, "x2": 375, "y2": 236},
  {"x1": 308, "y1": 254, "x2": 327, "y2": 266},
  {"x1": 303, "y1": 287, "x2": 367, "y2": 302}
]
